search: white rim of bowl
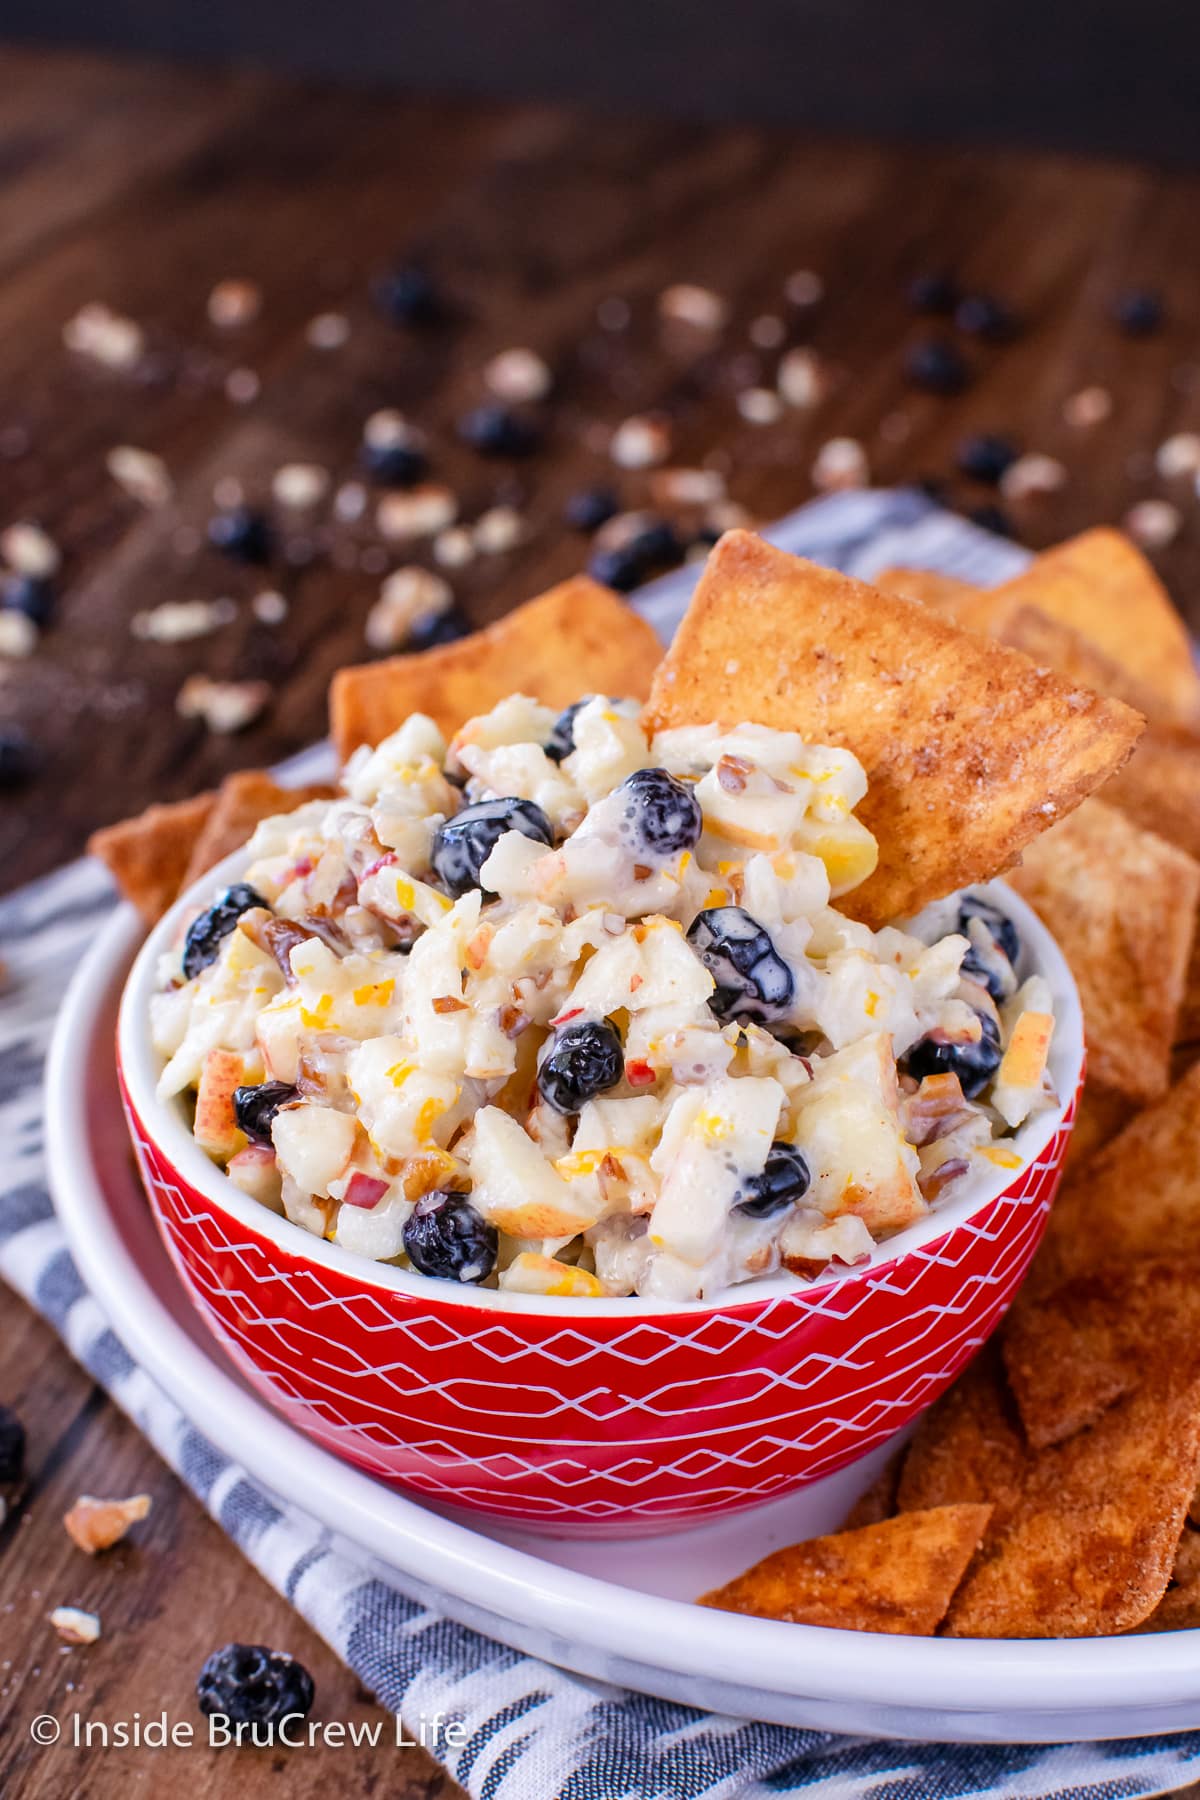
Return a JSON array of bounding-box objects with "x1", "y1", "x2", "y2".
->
[
  {"x1": 117, "y1": 844, "x2": 1084, "y2": 1318},
  {"x1": 50, "y1": 904, "x2": 1199, "y2": 1719}
]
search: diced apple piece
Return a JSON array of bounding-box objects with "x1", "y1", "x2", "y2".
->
[
  {"x1": 226, "y1": 1145, "x2": 283, "y2": 1212},
  {"x1": 193, "y1": 1048, "x2": 247, "y2": 1159},
  {"x1": 272, "y1": 1104, "x2": 359, "y2": 1198},
  {"x1": 991, "y1": 1010, "x2": 1055, "y2": 1128},
  {"x1": 256, "y1": 992, "x2": 303, "y2": 1083},
  {"x1": 650, "y1": 1075, "x2": 784, "y2": 1266},
  {"x1": 791, "y1": 1032, "x2": 925, "y2": 1235},
  {"x1": 469, "y1": 1106, "x2": 603, "y2": 1237},
  {"x1": 499, "y1": 1253, "x2": 607, "y2": 1298}
]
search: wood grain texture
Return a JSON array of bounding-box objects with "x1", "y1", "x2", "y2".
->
[{"x1": 3, "y1": 46, "x2": 1200, "y2": 1796}]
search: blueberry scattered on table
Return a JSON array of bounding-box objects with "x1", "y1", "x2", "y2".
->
[
  {"x1": 902, "y1": 1008, "x2": 1003, "y2": 1098},
  {"x1": 1, "y1": 574, "x2": 54, "y2": 627},
  {"x1": 402, "y1": 1191, "x2": 497, "y2": 1283},
  {"x1": 207, "y1": 506, "x2": 272, "y2": 565},
  {"x1": 687, "y1": 906, "x2": 795, "y2": 1025},
  {"x1": 564, "y1": 487, "x2": 619, "y2": 532},
  {"x1": 619, "y1": 767, "x2": 702, "y2": 857},
  {"x1": 545, "y1": 697, "x2": 593, "y2": 762},
  {"x1": 907, "y1": 271, "x2": 959, "y2": 315},
  {"x1": 182, "y1": 883, "x2": 270, "y2": 981},
  {"x1": 431, "y1": 797, "x2": 553, "y2": 897},
  {"x1": 956, "y1": 434, "x2": 1018, "y2": 485},
  {"x1": 905, "y1": 338, "x2": 969, "y2": 395},
  {"x1": 406, "y1": 604, "x2": 471, "y2": 653},
  {"x1": 733, "y1": 1142, "x2": 812, "y2": 1218},
  {"x1": 587, "y1": 517, "x2": 681, "y2": 591},
  {"x1": 0, "y1": 1404, "x2": 26, "y2": 1484},
  {"x1": 457, "y1": 403, "x2": 540, "y2": 457},
  {"x1": 372, "y1": 263, "x2": 444, "y2": 327},
  {"x1": 360, "y1": 437, "x2": 428, "y2": 488},
  {"x1": 538, "y1": 1018, "x2": 624, "y2": 1114},
  {"x1": 196, "y1": 1643, "x2": 315, "y2": 1727},
  {"x1": 233, "y1": 1081, "x2": 299, "y2": 1145},
  {"x1": 1112, "y1": 289, "x2": 1164, "y2": 337},
  {"x1": 0, "y1": 727, "x2": 37, "y2": 790},
  {"x1": 955, "y1": 293, "x2": 1020, "y2": 342},
  {"x1": 966, "y1": 502, "x2": 1015, "y2": 538}
]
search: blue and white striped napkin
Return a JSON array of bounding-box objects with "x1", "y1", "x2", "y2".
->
[{"x1": 4, "y1": 489, "x2": 1198, "y2": 1799}]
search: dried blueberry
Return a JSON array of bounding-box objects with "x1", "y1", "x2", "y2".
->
[
  {"x1": 619, "y1": 767, "x2": 702, "y2": 857},
  {"x1": 958, "y1": 895, "x2": 1019, "y2": 968},
  {"x1": 538, "y1": 1019, "x2": 624, "y2": 1114},
  {"x1": 901, "y1": 1008, "x2": 1002, "y2": 1098},
  {"x1": 905, "y1": 338, "x2": 969, "y2": 395},
  {"x1": 545, "y1": 697, "x2": 592, "y2": 762},
  {"x1": 372, "y1": 263, "x2": 443, "y2": 326},
  {"x1": 955, "y1": 294, "x2": 1020, "y2": 342},
  {"x1": 1112, "y1": 289, "x2": 1163, "y2": 337},
  {"x1": 403, "y1": 1191, "x2": 497, "y2": 1283},
  {"x1": 956, "y1": 434, "x2": 1018, "y2": 485},
  {"x1": 407, "y1": 604, "x2": 471, "y2": 652},
  {"x1": 966, "y1": 502, "x2": 1015, "y2": 538},
  {"x1": 196, "y1": 1643, "x2": 314, "y2": 1727},
  {"x1": 907, "y1": 271, "x2": 959, "y2": 315},
  {"x1": 0, "y1": 1404, "x2": 25, "y2": 1484},
  {"x1": 564, "y1": 487, "x2": 619, "y2": 532},
  {"x1": 431, "y1": 796, "x2": 553, "y2": 897},
  {"x1": 587, "y1": 518, "x2": 681, "y2": 592},
  {"x1": 233, "y1": 1081, "x2": 299, "y2": 1145},
  {"x1": 457, "y1": 404, "x2": 540, "y2": 457},
  {"x1": 361, "y1": 438, "x2": 428, "y2": 488},
  {"x1": 2, "y1": 574, "x2": 54, "y2": 627},
  {"x1": 208, "y1": 506, "x2": 272, "y2": 565},
  {"x1": 733, "y1": 1142, "x2": 812, "y2": 1218},
  {"x1": 687, "y1": 906, "x2": 795, "y2": 1025},
  {"x1": 182, "y1": 883, "x2": 270, "y2": 980},
  {"x1": 0, "y1": 727, "x2": 36, "y2": 789}
]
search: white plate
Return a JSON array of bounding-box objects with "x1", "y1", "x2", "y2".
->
[{"x1": 46, "y1": 905, "x2": 1200, "y2": 1744}]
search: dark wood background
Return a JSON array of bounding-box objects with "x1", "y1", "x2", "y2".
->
[
  {"x1": 5, "y1": 2, "x2": 1200, "y2": 165},
  {"x1": 2, "y1": 43, "x2": 1199, "y2": 1800}
]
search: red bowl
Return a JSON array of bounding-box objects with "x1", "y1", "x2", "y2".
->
[{"x1": 119, "y1": 861, "x2": 1082, "y2": 1538}]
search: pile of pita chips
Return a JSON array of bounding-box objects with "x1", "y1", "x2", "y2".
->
[
  {"x1": 89, "y1": 793, "x2": 218, "y2": 924},
  {"x1": 645, "y1": 530, "x2": 1143, "y2": 925},
  {"x1": 90, "y1": 772, "x2": 335, "y2": 922},
  {"x1": 180, "y1": 772, "x2": 337, "y2": 887},
  {"x1": 699, "y1": 1504, "x2": 992, "y2": 1636},
  {"x1": 991, "y1": 528, "x2": 1200, "y2": 731},
  {"x1": 1004, "y1": 798, "x2": 1199, "y2": 1104},
  {"x1": 331, "y1": 574, "x2": 664, "y2": 761}
]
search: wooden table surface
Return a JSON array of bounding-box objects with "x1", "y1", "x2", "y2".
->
[{"x1": 2, "y1": 42, "x2": 1199, "y2": 1800}]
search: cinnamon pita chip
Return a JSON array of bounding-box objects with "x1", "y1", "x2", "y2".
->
[
  {"x1": 841, "y1": 1450, "x2": 904, "y2": 1530},
  {"x1": 1038, "y1": 1060, "x2": 1200, "y2": 1284},
  {"x1": 1002, "y1": 1259, "x2": 1200, "y2": 1449},
  {"x1": 990, "y1": 528, "x2": 1200, "y2": 730},
  {"x1": 644, "y1": 531, "x2": 1144, "y2": 925},
  {"x1": 1066, "y1": 1080, "x2": 1134, "y2": 1169},
  {"x1": 699, "y1": 1504, "x2": 991, "y2": 1636},
  {"x1": 89, "y1": 792, "x2": 216, "y2": 923},
  {"x1": 1005, "y1": 799, "x2": 1200, "y2": 1104},
  {"x1": 896, "y1": 1345, "x2": 1027, "y2": 1531},
  {"x1": 1181, "y1": 925, "x2": 1200, "y2": 1047},
  {"x1": 944, "y1": 1367, "x2": 1200, "y2": 1637},
  {"x1": 872, "y1": 566, "x2": 996, "y2": 627},
  {"x1": 182, "y1": 771, "x2": 338, "y2": 887},
  {"x1": 993, "y1": 604, "x2": 1163, "y2": 719},
  {"x1": 331, "y1": 576, "x2": 663, "y2": 763},
  {"x1": 1100, "y1": 728, "x2": 1200, "y2": 864}
]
